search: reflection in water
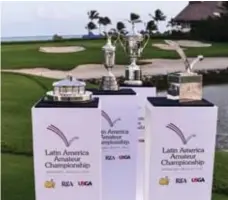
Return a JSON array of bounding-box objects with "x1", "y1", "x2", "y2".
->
[{"x1": 158, "y1": 84, "x2": 228, "y2": 149}]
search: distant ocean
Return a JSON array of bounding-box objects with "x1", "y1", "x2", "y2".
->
[{"x1": 1, "y1": 35, "x2": 83, "y2": 42}]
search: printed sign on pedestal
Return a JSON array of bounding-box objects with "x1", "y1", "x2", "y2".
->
[
  {"x1": 145, "y1": 99, "x2": 217, "y2": 200},
  {"x1": 32, "y1": 106, "x2": 101, "y2": 200},
  {"x1": 93, "y1": 93, "x2": 138, "y2": 200},
  {"x1": 120, "y1": 86, "x2": 156, "y2": 200}
]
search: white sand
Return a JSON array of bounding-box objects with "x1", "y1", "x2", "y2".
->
[
  {"x1": 39, "y1": 46, "x2": 85, "y2": 53},
  {"x1": 177, "y1": 40, "x2": 211, "y2": 47},
  {"x1": 152, "y1": 43, "x2": 186, "y2": 51},
  {"x1": 2, "y1": 58, "x2": 228, "y2": 80}
]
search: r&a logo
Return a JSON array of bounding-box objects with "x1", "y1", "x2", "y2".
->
[
  {"x1": 78, "y1": 181, "x2": 92, "y2": 186},
  {"x1": 62, "y1": 181, "x2": 74, "y2": 187},
  {"x1": 176, "y1": 178, "x2": 187, "y2": 183},
  {"x1": 105, "y1": 155, "x2": 115, "y2": 160},
  {"x1": 191, "y1": 177, "x2": 205, "y2": 183}
]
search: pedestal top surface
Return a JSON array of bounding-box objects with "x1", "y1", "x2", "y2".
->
[
  {"x1": 120, "y1": 84, "x2": 155, "y2": 88},
  {"x1": 34, "y1": 97, "x2": 99, "y2": 108},
  {"x1": 147, "y1": 97, "x2": 214, "y2": 107},
  {"x1": 88, "y1": 88, "x2": 136, "y2": 95}
]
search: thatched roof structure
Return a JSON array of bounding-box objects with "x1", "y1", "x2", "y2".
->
[{"x1": 174, "y1": 1, "x2": 223, "y2": 22}]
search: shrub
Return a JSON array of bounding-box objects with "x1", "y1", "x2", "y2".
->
[{"x1": 52, "y1": 34, "x2": 63, "y2": 41}]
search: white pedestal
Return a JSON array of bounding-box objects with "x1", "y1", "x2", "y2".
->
[
  {"x1": 145, "y1": 97, "x2": 218, "y2": 200},
  {"x1": 120, "y1": 85, "x2": 156, "y2": 200},
  {"x1": 91, "y1": 89, "x2": 138, "y2": 200},
  {"x1": 31, "y1": 98, "x2": 102, "y2": 200}
]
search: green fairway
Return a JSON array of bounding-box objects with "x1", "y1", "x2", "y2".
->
[
  {"x1": 1, "y1": 72, "x2": 228, "y2": 200},
  {"x1": 1, "y1": 72, "x2": 96, "y2": 155},
  {"x1": 1, "y1": 153, "x2": 228, "y2": 200},
  {"x1": 1, "y1": 39, "x2": 228, "y2": 70},
  {"x1": 1, "y1": 154, "x2": 35, "y2": 200}
]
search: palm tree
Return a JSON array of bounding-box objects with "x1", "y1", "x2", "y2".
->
[
  {"x1": 87, "y1": 10, "x2": 99, "y2": 21},
  {"x1": 146, "y1": 20, "x2": 157, "y2": 35},
  {"x1": 102, "y1": 17, "x2": 111, "y2": 33},
  {"x1": 116, "y1": 21, "x2": 128, "y2": 36},
  {"x1": 128, "y1": 13, "x2": 142, "y2": 34},
  {"x1": 86, "y1": 10, "x2": 99, "y2": 34},
  {"x1": 149, "y1": 9, "x2": 166, "y2": 32},
  {"x1": 98, "y1": 17, "x2": 104, "y2": 35},
  {"x1": 85, "y1": 21, "x2": 97, "y2": 34}
]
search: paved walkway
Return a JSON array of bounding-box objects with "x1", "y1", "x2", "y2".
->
[{"x1": 2, "y1": 57, "x2": 228, "y2": 80}]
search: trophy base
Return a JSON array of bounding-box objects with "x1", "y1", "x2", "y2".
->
[
  {"x1": 100, "y1": 76, "x2": 119, "y2": 91},
  {"x1": 167, "y1": 72, "x2": 202, "y2": 102},
  {"x1": 124, "y1": 80, "x2": 143, "y2": 86},
  {"x1": 45, "y1": 91, "x2": 93, "y2": 102},
  {"x1": 124, "y1": 68, "x2": 142, "y2": 86}
]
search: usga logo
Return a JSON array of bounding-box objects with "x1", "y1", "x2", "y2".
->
[
  {"x1": 176, "y1": 178, "x2": 187, "y2": 183},
  {"x1": 159, "y1": 177, "x2": 169, "y2": 185},
  {"x1": 119, "y1": 155, "x2": 131, "y2": 160},
  {"x1": 62, "y1": 181, "x2": 74, "y2": 187},
  {"x1": 105, "y1": 155, "x2": 115, "y2": 160},
  {"x1": 78, "y1": 181, "x2": 92, "y2": 186},
  {"x1": 44, "y1": 179, "x2": 55, "y2": 188},
  {"x1": 191, "y1": 177, "x2": 205, "y2": 183}
]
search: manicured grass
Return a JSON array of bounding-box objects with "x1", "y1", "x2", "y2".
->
[
  {"x1": 213, "y1": 151, "x2": 228, "y2": 195},
  {"x1": 1, "y1": 72, "x2": 96, "y2": 155},
  {"x1": 1, "y1": 153, "x2": 228, "y2": 200},
  {"x1": 1, "y1": 154, "x2": 35, "y2": 200},
  {"x1": 1, "y1": 39, "x2": 228, "y2": 70}
]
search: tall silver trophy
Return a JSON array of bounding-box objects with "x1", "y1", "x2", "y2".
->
[
  {"x1": 119, "y1": 15, "x2": 149, "y2": 85},
  {"x1": 45, "y1": 75, "x2": 93, "y2": 102},
  {"x1": 100, "y1": 32, "x2": 119, "y2": 91},
  {"x1": 165, "y1": 40, "x2": 204, "y2": 102}
]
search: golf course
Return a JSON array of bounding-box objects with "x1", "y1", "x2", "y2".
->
[
  {"x1": 1, "y1": 36, "x2": 228, "y2": 200},
  {"x1": 2, "y1": 39, "x2": 228, "y2": 70}
]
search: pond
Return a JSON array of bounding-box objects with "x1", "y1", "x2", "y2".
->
[{"x1": 158, "y1": 84, "x2": 228, "y2": 149}]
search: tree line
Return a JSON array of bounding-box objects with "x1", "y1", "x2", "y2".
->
[{"x1": 85, "y1": 9, "x2": 166, "y2": 36}]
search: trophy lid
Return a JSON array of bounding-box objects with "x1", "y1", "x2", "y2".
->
[
  {"x1": 102, "y1": 38, "x2": 116, "y2": 52},
  {"x1": 53, "y1": 75, "x2": 86, "y2": 87}
]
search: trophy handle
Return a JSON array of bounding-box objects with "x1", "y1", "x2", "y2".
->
[
  {"x1": 165, "y1": 40, "x2": 191, "y2": 71},
  {"x1": 189, "y1": 55, "x2": 204, "y2": 72},
  {"x1": 112, "y1": 33, "x2": 119, "y2": 47},
  {"x1": 118, "y1": 34, "x2": 127, "y2": 54},
  {"x1": 141, "y1": 33, "x2": 150, "y2": 52}
]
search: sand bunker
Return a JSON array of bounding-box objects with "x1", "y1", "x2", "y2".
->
[
  {"x1": 177, "y1": 40, "x2": 211, "y2": 47},
  {"x1": 152, "y1": 43, "x2": 185, "y2": 51},
  {"x1": 39, "y1": 46, "x2": 85, "y2": 53}
]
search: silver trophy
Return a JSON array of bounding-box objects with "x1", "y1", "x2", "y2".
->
[
  {"x1": 165, "y1": 40, "x2": 204, "y2": 102},
  {"x1": 100, "y1": 32, "x2": 119, "y2": 91},
  {"x1": 119, "y1": 18, "x2": 149, "y2": 85},
  {"x1": 45, "y1": 75, "x2": 93, "y2": 102}
]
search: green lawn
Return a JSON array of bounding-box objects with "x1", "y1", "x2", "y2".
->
[
  {"x1": 2, "y1": 153, "x2": 228, "y2": 200},
  {"x1": 1, "y1": 72, "x2": 96, "y2": 155},
  {"x1": 1, "y1": 39, "x2": 228, "y2": 70},
  {"x1": 1, "y1": 72, "x2": 228, "y2": 200}
]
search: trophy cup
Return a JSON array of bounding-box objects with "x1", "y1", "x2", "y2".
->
[
  {"x1": 45, "y1": 75, "x2": 93, "y2": 102},
  {"x1": 165, "y1": 40, "x2": 204, "y2": 102},
  {"x1": 100, "y1": 31, "x2": 119, "y2": 91},
  {"x1": 119, "y1": 17, "x2": 149, "y2": 86}
]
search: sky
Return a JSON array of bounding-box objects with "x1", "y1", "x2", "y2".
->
[{"x1": 1, "y1": 1, "x2": 188, "y2": 37}]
